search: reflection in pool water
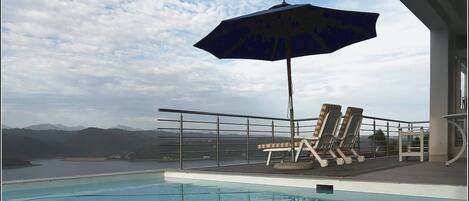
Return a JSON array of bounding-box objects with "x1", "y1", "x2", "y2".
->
[{"x1": 3, "y1": 173, "x2": 459, "y2": 201}]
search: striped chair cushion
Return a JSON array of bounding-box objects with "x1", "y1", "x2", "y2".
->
[
  {"x1": 257, "y1": 103, "x2": 341, "y2": 150},
  {"x1": 257, "y1": 141, "x2": 301, "y2": 149},
  {"x1": 312, "y1": 104, "x2": 342, "y2": 137},
  {"x1": 336, "y1": 107, "x2": 363, "y2": 139}
]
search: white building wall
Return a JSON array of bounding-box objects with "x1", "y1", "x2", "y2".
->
[{"x1": 429, "y1": 29, "x2": 449, "y2": 161}]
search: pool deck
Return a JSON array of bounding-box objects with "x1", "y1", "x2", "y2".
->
[
  {"x1": 164, "y1": 157, "x2": 467, "y2": 200},
  {"x1": 192, "y1": 157, "x2": 467, "y2": 186}
]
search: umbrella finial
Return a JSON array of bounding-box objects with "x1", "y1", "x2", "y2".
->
[{"x1": 270, "y1": 0, "x2": 290, "y2": 9}]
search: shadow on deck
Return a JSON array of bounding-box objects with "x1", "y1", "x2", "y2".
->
[{"x1": 193, "y1": 157, "x2": 467, "y2": 186}]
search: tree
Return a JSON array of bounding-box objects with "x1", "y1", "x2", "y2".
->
[
  {"x1": 369, "y1": 129, "x2": 386, "y2": 152},
  {"x1": 369, "y1": 129, "x2": 386, "y2": 146}
]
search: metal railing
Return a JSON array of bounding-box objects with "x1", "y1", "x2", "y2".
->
[{"x1": 157, "y1": 108, "x2": 429, "y2": 169}]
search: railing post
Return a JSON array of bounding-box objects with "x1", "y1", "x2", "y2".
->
[
  {"x1": 246, "y1": 118, "x2": 250, "y2": 164},
  {"x1": 216, "y1": 116, "x2": 220, "y2": 167},
  {"x1": 386, "y1": 121, "x2": 390, "y2": 157},
  {"x1": 271, "y1": 120, "x2": 275, "y2": 143},
  {"x1": 296, "y1": 121, "x2": 300, "y2": 136},
  {"x1": 407, "y1": 123, "x2": 411, "y2": 153},
  {"x1": 372, "y1": 120, "x2": 376, "y2": 158},
  {"x1": 179, "y1": 113, "x2": 183, "y2": 169},
  {"x1": 398, "y1": 122, "x2": 401, "y2": 154},
  {"x1": 357, "y1": 131, "x2": 361, "y2": 150}
]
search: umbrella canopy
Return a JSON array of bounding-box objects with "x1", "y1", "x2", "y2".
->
[
  {"x1": 194, "y1": 2, "x2": 379, "y2": 61},
  {"x1": 194, "y1": 1, "x2": 378, "y2": 163}
]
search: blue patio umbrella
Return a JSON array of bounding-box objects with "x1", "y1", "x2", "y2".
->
[{"x1": 194, "y1": 1, "x2": 379, "y2": 162}]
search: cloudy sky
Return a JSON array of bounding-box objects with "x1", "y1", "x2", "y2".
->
[{"x1": 1, "y1": 0, "x2": 429, "y2": 129}]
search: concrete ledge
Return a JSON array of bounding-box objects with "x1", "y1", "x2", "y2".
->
[{"x1": 164, "y1": 170, "x2": 467, "y2": 200}]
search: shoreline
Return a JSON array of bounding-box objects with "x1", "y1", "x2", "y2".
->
[
  {"x1": 62, "y1": 157, "x2": 108, "y2": 161},
  {"x1": 2, "y1": 159, "x2": 39, "y2": 169},
  {"x1": 2, "y1": 164, "x2": 40, "y2": 169},
  {"x1": 61, "y1": 157, "x2": 215, "y2": 162}
]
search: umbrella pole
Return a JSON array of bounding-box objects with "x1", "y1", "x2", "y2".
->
[{"x1": 286, "y1": 57, "x2": 295, "y2": 163}]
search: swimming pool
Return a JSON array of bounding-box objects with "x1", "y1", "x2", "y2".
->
[{"x1": 2, "y1": 171, "x2": 462, "y2": 201}]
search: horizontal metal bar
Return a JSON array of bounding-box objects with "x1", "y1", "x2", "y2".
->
[
  {"x1": 158, "y1": 135, "x2": 283, "y2": 139},
  {"x1": 219, "y1": 122, "x2": 247, "y2": 126},
  {"x1": 247, "y1": 130, "x2": 274, "y2": 133},
  {"x1": 363, "y1": 115, "x2": 411, "y2": 123},
  {"x1": 296, "y1": 131, "x2": 314, "y2": 133},
  {"x1": 221, "y1": 122, "x2": 291, "y2": 129},
  {"x1": 249, "y1": 123, "x2": 276, "y2": 127},
  {"x1": 159, "y1": 108, "x2": 291, "y2": 121},
  {"x1": 157, "y1": 118, "x2": 179, "y2": 122},
  {"x1": 271, "y1": 125, "x2": 291, "y2": 128},
  {"x1": 174, "y1": 128, "x2": 217, "y2": 131},
  {"x1": 375, "y1": 124, "x2": 394, "y2": 127},
  {"x1": 158, "y1": 128, "x2": 180, "y2": 130},
  {"x1": 297, "y1": 124, "x2": 316, "y2": 128},
  {"x1": 180, "y1": 120, "x2": 217, "y2": 124},
  {"x1": 159, "y1": 108, "x2": 427, "y2": 125},
  {"x1": 410, "y1": 121, "x2": 430, "y2": 124},
  {"x1": 158, "y1": 128, "x2": 291, "y2": 133},
  {"x1": 443, "y1": 113, "x2": 467, "y2": 118},
  {"x1": 294, "y1": 117, "x2": 319, "y2": 121}
]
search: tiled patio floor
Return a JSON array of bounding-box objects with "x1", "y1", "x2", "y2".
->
[{"x1": 193, "y1": 157, "x2": 467, "y2": 186}]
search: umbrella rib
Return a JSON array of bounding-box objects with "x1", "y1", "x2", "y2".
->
[
  {"x1": 309, "y1": 31, "x2": 331, "y2": 53},
  {"x1": 222, "y1": 34, "x2": 250, "y2": 58},
  {"x1": 270, "y1": 34, "x2": 280, "y2": 60}
]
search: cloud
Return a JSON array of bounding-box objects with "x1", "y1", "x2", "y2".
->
[{"x1": 1, "y1": 0, "x2": 429, "y2": 129}]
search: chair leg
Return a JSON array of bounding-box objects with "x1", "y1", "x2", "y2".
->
[
  {"x1": 311, "y1": 149, "x2": 328, "y2": 167},
  {"x1": 328, "y1": 150, "x2": 344, "y2": 165},
  {"x1": 295, "y1": 141, "x2": 305, "y2": 162},
  {"x1": 266, "y1": 151, "x2": 272, "y2": 166},
  {"x1": 351, "y1": 148, "x2": 365, "y2": 162},
  {"x1": 336, "y1": 148, "x2": 352, "y2": 164}
]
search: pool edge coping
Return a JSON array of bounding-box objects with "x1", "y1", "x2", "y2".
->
[{"x1": 164, "y1": 169, "x2": 468, "y2": 200}]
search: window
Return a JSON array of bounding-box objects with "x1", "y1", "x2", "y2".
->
[
  {"x1": 460, "y1": 61, "x2": 467, "y2": 110},
  {"x1": 455, "y1": 57, "x2": 466, "y2": 146}
]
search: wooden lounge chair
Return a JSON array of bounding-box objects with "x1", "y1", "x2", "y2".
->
[
  {"x1": 334, "y1": 107, "x2": 365, "y2": 164},
  {"x1": 294, "y1": 104, "x2": 344, "y2": 167},
  {"x1": 257, "y1": 104, "x2": 342, "y2": 167}
]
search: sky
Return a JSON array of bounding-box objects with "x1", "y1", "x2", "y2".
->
[{"x1": 1, "y1": 0, "x2": 430, "y2": 129}]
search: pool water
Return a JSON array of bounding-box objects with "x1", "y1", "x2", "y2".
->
[{"x1": 2, "y1": 172, "x2": 461, "y2": 201}]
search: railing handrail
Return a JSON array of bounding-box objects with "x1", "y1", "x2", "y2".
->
[
  {"x1": 443, "y1": 113, "x2": 467, "y2": 119},
  {"x1": 159, "y1": 108, "x2": 291, "y2": 121},
  {"x1": 159, "y1": 108, "x2": 428, "y2": 124}
]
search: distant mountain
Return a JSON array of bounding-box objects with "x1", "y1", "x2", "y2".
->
[
  {"x1": 2, "y1": 128, "x2": 157, "y2": 159},
  {"x1": 2, "y1": 128, "x2": 276, "y2": 160},
  {"x1": 2, "y1": 124, "x2": 11, "y2": 129},
  {"x1": 111, "y1": 125, "x2": 143, "y2": 131},
  {"x1": 24, "y1": 124, "x2": 86, "y2": 131}
]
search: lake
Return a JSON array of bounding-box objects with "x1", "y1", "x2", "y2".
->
[{"x1": 2, "y1": 159, "x2": 251, "y2": 181}]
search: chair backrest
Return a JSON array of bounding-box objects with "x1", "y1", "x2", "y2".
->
[
  {"x1": 313, "y1": 104, "x2": 342, "y2": 149},
  {"x1": 313, "y1": 104, "x2": 342, "y2": 137},
  {"x1": 337, "y1": 107, "x2": 363, "y2": 148}
]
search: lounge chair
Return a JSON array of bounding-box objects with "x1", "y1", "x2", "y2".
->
[
  {"x1": 257, "y1": 104, "x2": 342, "y2": 167},
  {"x1": 334, "y1": 107, "x2": 365, "y2": 164},
  {"x1": 294, "y1": 104, "x2": 344, "y2": 167}
]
